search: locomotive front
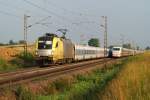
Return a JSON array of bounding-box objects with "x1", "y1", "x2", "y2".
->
[{"x1": 35, "y1": 33, "x2": 56, "y2": 65}]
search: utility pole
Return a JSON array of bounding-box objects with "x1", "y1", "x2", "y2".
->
[
  {"x1": 101, "y1": 16, "x2": 108, "y2": 57},
  {"x1": 24, "y1": 14, "x2": 30, "y2": 56},
  {"x1": 101, "y1": 16, "x2": 108, "y2": 69}
]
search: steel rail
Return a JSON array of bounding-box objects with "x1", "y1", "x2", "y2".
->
[
  {"x1": 0, "y1": 59, "x2": 104, "y2": 77},
  {"x1": 0, "y1": 58, "x2": 117, "y2": 88}
]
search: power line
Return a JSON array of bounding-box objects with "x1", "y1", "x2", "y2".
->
[
  {"x1": 44, "y1": 0, "x2": 100, "y2": 18},
  {"x1": 0, "y1": 10, "x2": 21, "y2": 19},
  {"x1": 0, "y1": 1, "x2": 24, "y2": 12},
  {"x1": 23, "y1": 0, "x2": 74, "y2": 23},
  {"x1": 0, "y1": 1, "x2": 48, "y2": 19},
  {"x1": 23, "y1": 0, "x2": 100, "y2": 34},
  {"x1": 28, "y1": 16, "x2": 51, "y2": 28},
  {"x1": 22, "y1": 0, "x2": 101, "y2": 39},
  {"x1": 43, "y1": 0, "x2": 83, "y2": 16},
  {"x1": 43, "y1": 0, "x2": 100, "y2": 25},
  {"x1": 23, "y1": 0, "x2": 100, "y2": 28}
]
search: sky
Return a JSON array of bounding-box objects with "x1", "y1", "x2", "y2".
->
[{"x1": 0, "y1": 0, "x2": 149, "y2": 48}]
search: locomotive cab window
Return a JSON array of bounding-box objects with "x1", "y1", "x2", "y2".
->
[
  {"x1": 113, "y1": 48, "x2": 120, "y2": 51},
  {"x1": 38, "y1": 41, "x2": 52, "y2": 49},
  {"x1": 38, "y1": 36, "x2": 53, "y2": 49}
]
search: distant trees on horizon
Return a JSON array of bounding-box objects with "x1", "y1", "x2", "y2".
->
[
  {"x1": 145, "y1": 46, "x2": 150, "y2": 50},
  {"x1": 0, "y1": 40, "x2": 26, "y2": 46}
]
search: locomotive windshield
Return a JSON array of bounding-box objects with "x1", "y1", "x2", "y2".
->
[
  {"x1": 113, "y1": 48, "x2": 120, "y2": 51},
  {"x1": 38, "y1": 36, "x2": 53, "y2": 49}
]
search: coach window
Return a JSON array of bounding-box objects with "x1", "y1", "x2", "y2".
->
[
  {"x1": 82, "y1": 50, "x2": 84, "y2": 55},
  {"x1": 80, "y1": 50, "x2": 82, "y2": 55},
  {"x1": 78, "y1": 50, "x2": 80, "y2": 55},
  {"x1": 79, "y1": 50, "x2": 81, "y2": 55},
  {"x1": 76, "y1": 50, "x2": 78, "y2": 55}
]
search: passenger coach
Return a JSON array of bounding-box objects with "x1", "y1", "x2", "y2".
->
[{"x1": 75, "y1": 45, "x2": 106, "y2": 61}]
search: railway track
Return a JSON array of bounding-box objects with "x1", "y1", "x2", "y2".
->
[{"x1": 0, "y1": 58, "x2": 120, "y2": 88}]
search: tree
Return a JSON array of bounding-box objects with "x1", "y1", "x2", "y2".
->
[
  {"x1": 0, "y1": 43, "x2": 4, "y2": 46},
  {"x1": 9, "y1": 40, "x2": 17, "y2": 45},
  {"x1": 9, "y1": 40, "x2": 15, "y2": 45},
  {"x1": 88, "y1": 38, "x2": 100, "y2": 47},
  {"x1": 145, "y1": 46, "x2": 150, "y2": 50},
  {"x1": 136, "y1": 46, "x2": 140, "y2": 50},
  {"x1": 19, "y1": 40, "x2": 26, "y2": 44},
  {"x1": 123, "y1": 43, "x2": 132, "y2": 49}
]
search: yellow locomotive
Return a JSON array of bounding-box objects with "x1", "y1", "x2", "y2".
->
[{"x1": 35, "y1": 33, "x2": 74, "y2": 65}]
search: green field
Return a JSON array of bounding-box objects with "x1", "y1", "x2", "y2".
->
[{"x1": 0, "y1": 52, "x2": 149, "y2": 100}]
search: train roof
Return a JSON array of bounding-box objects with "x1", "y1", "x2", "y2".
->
[{"x1": 75, "y1": 44, "x2": 105, "y2": 50}]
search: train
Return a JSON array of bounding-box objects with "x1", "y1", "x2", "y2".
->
[
  {"x1": 111, "y1": 46, "x2": 143, "y2": 57},
  {"x1": 35, "y1": 33, "x2": 143, "y2": 65},
  {"x1": 35, "y1": 33, "x2": 108, "y2": 65}
]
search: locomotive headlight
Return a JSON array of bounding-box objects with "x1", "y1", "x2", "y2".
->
[
  {"x1": 51, "y1": 50, "x2": 54, "y2": 55},
  {"x1": 35, "y1": 50, "x2": 38, "y2": 56}
]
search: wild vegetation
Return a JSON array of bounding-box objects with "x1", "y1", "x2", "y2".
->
[
  {"x1": 0, "y1": 57, "x2": 20, "y2": 72},
  {"x1": 0, "y1": 53, "x2": 149, "y2": 100},
  {"x1": 0, "y1": 52, "x2": 35, "y2": 72},
  {"x1": 0, "y1": 58, "x2": 127, "y2": 100},
  {"x1": 99, "y1": 52, "x2": 150, "y2": 100}
]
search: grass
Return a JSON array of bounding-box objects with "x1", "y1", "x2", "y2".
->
[
  {"x1": 14, "y1": 86, "x2": 36, "y2": 100},
  {"x1": 2, "y1": 53, "x2": 149, "y2": 100},
  {"x1": 0, "y1": 57, "x2": 20, "y2": 72},
  {"x1": 17, "y1": 52, "x2": 35, "y2": 67},
  {"x1": 100, "y1": 52, "x2": 150, "y2": 100},
  {"x1": 17, "y1": 58, "x2": 126, "y2": 100},
  {"x1": 18, "y1": 52, "x2": 35, "y2": 63},
  {"x1": 0, "y1": 52, "x2": 35, "y2": 72}
]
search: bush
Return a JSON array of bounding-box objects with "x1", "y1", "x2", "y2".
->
[
  {"x1": 17, "y1": 52, "x2": 35, "y2": 67},
  {"x1": 0, "y1": 58, "x2": 9, "y2": 70},
  {"x1": 0, "y1": 57, "x2": 22, "y2": 72},
  {"x1": 18, "y1": 52, "x2": 34, "y2": 62}
]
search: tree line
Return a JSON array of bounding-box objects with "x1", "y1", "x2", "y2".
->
[
  {"x1": 0, "y1": 38, "x2": 149, "y2": 51},
  {"x1": 88, "y1": 38, "x2": 149, "y2": 50},
  {"x1": 0, "y1": 40, "x2": 26, "y2": 46}
]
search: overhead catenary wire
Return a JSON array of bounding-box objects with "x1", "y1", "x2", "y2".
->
[
  {"x1": 23, "y1": 0, "x2": 100, "y2": 36},
  {"x1": 0, "y1": 0, "x2": 101, "y2": 43},
  {"x1": 24, "y1": 0, "x2": 100, "y2": 30},
  {"x1": 43, "y1": 0, "x2": 84, "y2": 16},
  {"x1": 0, "y1": 1, "x2": 46, "y2": 18},
  {"x1": 0, "y1": 10, "x2": 21, "y2": 19},
  {"x1": 43, "y1": 0, "x2": 100, "y2": 18},
  {"x1": 43, "y1": 0, "x2": 100, "y2": 24},
  {"x1": 0, "y1": 1, "x2": 24, "y2": 13},
  {"x1": 28, "y1": 16, "x2": 51, "y2": 28},
  {"x1": 23, "y1": 0, "x2": 75, "y2": 23}
]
